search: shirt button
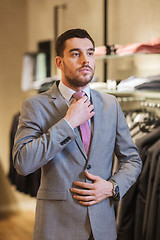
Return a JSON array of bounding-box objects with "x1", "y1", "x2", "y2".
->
[{"x1": 86, "y1": 164, "x2": 91, "y2": 170}]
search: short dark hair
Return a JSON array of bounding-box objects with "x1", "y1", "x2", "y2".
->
[{"x1": 55, "y1": 28, "x2": 95, "y2": 57}]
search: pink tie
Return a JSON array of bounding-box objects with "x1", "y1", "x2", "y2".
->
[{"x1": 73, "y1": 92, "x2": 91, "y2": 156}]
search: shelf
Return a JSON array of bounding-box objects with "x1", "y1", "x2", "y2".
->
[
  {"x1": 104, "y1": 90, "x2": 160, "y2": 100},
  {"x1": 95, "y1": 53, "x2": 160, "y2": 60},
  {"x1": 102, "y1": 90, "x2": 160, "y2": 114}
]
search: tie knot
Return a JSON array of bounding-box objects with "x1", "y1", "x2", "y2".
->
[{"x1": 73, "y1": 91, "x2": 86, "y2": 100}]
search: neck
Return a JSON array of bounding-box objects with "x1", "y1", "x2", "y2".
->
[{"x1": 61, "y1": 79, "x2": 89, "y2": 92}]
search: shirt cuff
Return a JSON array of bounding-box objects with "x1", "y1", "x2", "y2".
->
[{"x1": 63, "y1": 118, "x2": 74, "y2": 130}]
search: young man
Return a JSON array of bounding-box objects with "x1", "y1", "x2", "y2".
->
[{"x1": 13, "y1": 28, "x2": 142, "y2": 240}]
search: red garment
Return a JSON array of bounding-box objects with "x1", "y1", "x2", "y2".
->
[{"x1": 116, "y1": 37, "x2": 160, "y2": 56}]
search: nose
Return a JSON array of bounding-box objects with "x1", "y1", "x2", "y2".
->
[{"x1": 81, "y1": 53, "x2": 89, "y2": 65}]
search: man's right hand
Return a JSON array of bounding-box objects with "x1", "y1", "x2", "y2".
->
[{"x1": 64, "y1": 96, "x2": 95, "y2": 129}]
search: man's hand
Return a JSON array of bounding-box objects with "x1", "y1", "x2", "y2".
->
[
  {"x1": 70, "y1": 171, "x2": 113, "y2": 206},
  {"x1": 64, "y1": 96, "x2": 95, "y2": 129}
]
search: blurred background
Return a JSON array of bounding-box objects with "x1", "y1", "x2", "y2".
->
[{"x1": 0, "y1": 0, "x2": 160, "y2": 239}]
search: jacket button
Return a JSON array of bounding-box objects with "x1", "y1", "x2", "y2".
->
[{"x1": 86, "y1": 164, "x2": 91, "y2": 170}]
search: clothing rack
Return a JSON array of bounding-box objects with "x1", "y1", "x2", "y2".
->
[
  {"x1": 141, "y1": 101, "x2": 160, "y2": 117},
  {"x1": 117, "y1": 113, "x2": 160, "y2": 240},
  {"x1": 116, "y1": 95, "x2": 160, "y2": 240},
  {"x1": 114, "y1": 93, "x2": 160, "y2": 118}
]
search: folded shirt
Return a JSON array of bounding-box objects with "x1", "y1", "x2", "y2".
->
[{"x1": 117, "y1": 75, "x2": 160, "y2": 91}]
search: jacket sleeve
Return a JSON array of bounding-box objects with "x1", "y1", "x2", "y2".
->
[
  {"x1": 13, "y1": 98, "x2": 77, "y2": 176},
  {"x1": 110, "y1": 98, "x2": 142, "y2": 199}
]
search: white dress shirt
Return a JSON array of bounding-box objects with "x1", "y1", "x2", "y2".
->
[{"x1": 58, "y1": 81, "x2": 91, "y2": 104}]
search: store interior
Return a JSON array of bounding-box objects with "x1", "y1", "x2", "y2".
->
[{"x1": 0, "y1": 0, "x2": 160, "y2": 239}]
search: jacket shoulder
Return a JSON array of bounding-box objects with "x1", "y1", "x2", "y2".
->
[{"x1": 91, "y1": 89, "x2": 117, "y2": 103}]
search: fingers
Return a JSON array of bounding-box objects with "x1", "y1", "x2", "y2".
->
[
  {"x1": 70, "y1": 185, "x2": 97, "y2": 206},
  {"x1": 70, "y1": 172, "x2": 111, "y2": 206},
  {"x1": 75, "y1": 98, "x2": 95, "y2": 122},
  {"x1": 73, "y1": 195, "x2": 96, "y2": 206},
  {"x1": 72, "y1": 98, "x2": 77, "y2": 104},
  {"x1": 70, "y1": 173, "x2": 99, "y2": 206},
  {"x1": 84, "y1": 170, "x2": 99, "y2": 181},
  {"x1": 70, "y1": 186, "x2": 101, "y2": 206},
  {"x1": 71, "y1": 181, "x2": 94, "y2": 190},
  {"x1": 72, "y1": 96, "x2": 95, "y2": 117},
  {"x1": 88, "y1": 105, "x2": 95, "y2": 115},
  {"x1": 79, "y1": 200, "x2": 96, "y2": 206},
  {"x1": 81, "y1": 95, "x2": 88, "y2": 102},
  {"x1": 70, "y1": 180, "x2": 95, "y2": 200},
  {"x1": 65, "y1": 95, "x2": 95, "y2": 128},
  {"x1": 71, "y1": 172, "x2": 99, "y2": 192},
  {"x1": 77, "y1": 96, "x2": 93, "y2": 109},
  {"x1": 71, "y1": 188, "x2": 92, "y2": 195}
]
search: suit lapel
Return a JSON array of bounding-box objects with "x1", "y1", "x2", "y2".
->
[
  {"x1": 48, "y1": 81, "x2": 69, "y2": 119},
  {"x1": 88, "y1": 89, "x2": 102, "y2": 160},
  {"x1": 74, "y1": 127, "x2": 88, "y2": 159}
]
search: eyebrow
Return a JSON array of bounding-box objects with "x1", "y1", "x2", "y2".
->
[{"x1": 69, "y1": 48, "x2": 95, "y2": 53}]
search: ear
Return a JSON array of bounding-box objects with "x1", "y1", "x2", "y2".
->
[{"x1": 55, "y1": 56, "x2": 63, "y2": 71}]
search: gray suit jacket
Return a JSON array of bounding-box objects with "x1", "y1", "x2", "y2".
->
[{"x1": 13, "y1": 81, "x2": 142, "y2": 240}]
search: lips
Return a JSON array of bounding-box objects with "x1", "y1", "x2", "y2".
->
[
  {"x1": 79, "y1": 68, "x2": 90, "y2": 72},
  {"x1": 79, "y1": 65, "x2": 92, "y2": 73}
]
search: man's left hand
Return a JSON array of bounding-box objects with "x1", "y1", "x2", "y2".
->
[{"x1": 70, "y1": 171, "x2": 113, "y2": 206}]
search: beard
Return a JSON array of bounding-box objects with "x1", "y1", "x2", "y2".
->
[
  {"x1": 65, "y1": 73, "x2": 93, "y2": 88},
  {"x1": 63, "y1": 63, "x2": 95, "y2": 88}
]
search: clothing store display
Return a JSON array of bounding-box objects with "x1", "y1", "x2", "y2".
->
[
  {"x1": 117, "y1": 74, "x2": 160, "y2": 92},
  {"x1": 21, "y1": 53, "x2": 36, "y2": 91},
  {"x1": 95, "y1": 46, "x2": 106, "y2": 56},
  {"x1": 95, "y1": 37, "x2": 160, "y2": 57},
  {"x1": 135, "y1": 80, "x2": 160, "y2": 90},
  {"x1": 95, "y1": 45, "x2": 117, "y2": 56},
  {"x1": 116, "y1": 37, "x2": 160, "y2": 56},
  {"x1": 117, "y1": 76, "x2": 147, "y2": 92},
  {"x1": 9, "y1": 112, "x2": 41, "y2": 197},
  {"x1": 117, "y1": 111, "x2": 160, "y2": 240},
  {"x1": 35, "y1": 53, "x2": 47, "y2": 82},
  {"x1": 143, "y1": 139, "x2": 160, "y2": 240},
  {"x1": 73, "y1": 92, "x2": 91, "y2": 156},
  {"x1": 38, "y1": 40, "x2": 51, "y2": 78}
]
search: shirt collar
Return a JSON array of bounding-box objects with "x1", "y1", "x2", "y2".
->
[{"x1": 58, "y1": 81, "x2": 91, "y2": 103}]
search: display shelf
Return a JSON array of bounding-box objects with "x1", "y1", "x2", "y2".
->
[
  {"x1": 94, "y1": 50, "x2": 160, "y2": 116},
  {"x1": 95, "y1": 53, "x2": 160, "y2": 60},
  {"x1": 95, "y1": 52, "x2": 160, "y2": 81},
  {"x1": 103, "y1": 89, "x2": 160, "y2": 115},
  {"x1": 104, "y1": 90, "x2": 160, "y2": 100}
]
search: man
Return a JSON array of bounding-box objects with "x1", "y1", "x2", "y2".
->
[{"x1": 13, "y1": 28, "x2": 142, "y2": 240}]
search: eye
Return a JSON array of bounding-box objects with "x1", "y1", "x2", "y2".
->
[
  {"x1": 72, "y1": 52, "x2": 80, "y2": 57},
  {"x1": 88, "y1": 51, "x2": 94, "y2": 56}
]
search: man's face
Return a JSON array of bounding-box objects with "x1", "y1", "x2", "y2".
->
[{"x1": 57, "y1": 37, "x2": 95, "y2": 90}]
